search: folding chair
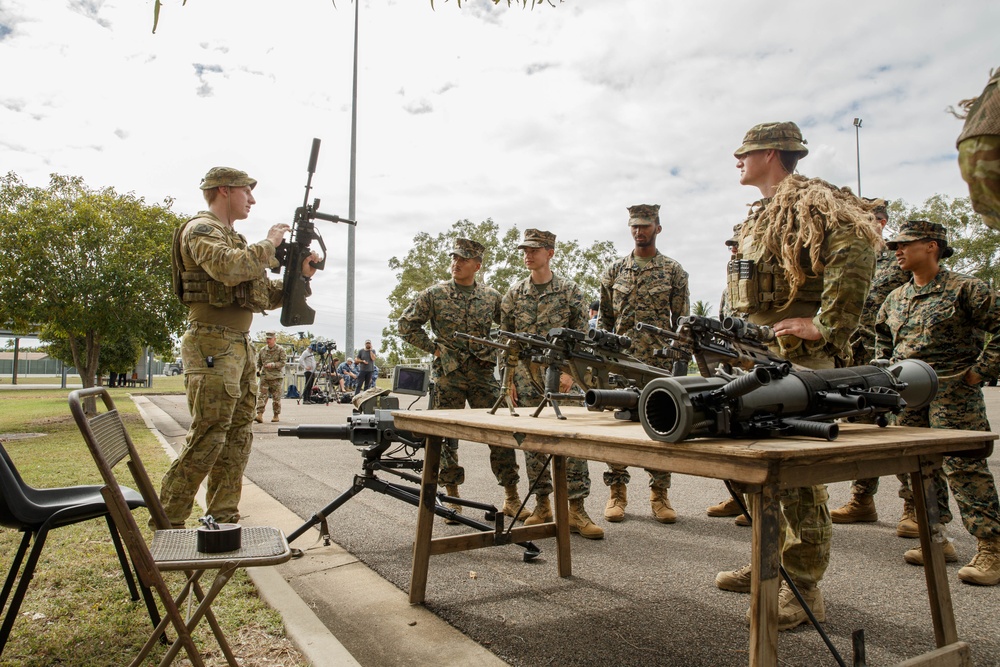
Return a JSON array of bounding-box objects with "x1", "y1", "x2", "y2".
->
[
  {"x1": 0, "y1": 441, "x2": 158, "y2": 656},
  {"x1": 68, "y1": 387, "x2": 292, "y2": 667}
]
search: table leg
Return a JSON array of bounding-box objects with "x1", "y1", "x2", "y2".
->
[
  {"x1": 911, "y1": 457, "x2": 959, "y2": 647},
  {"x1": 749, "y1": 483, "x2": 780, "y2": 667},
  {"x1": 552, "y1": 454, "x2": 572, "y2": 577},
  {"x1": 409, "y1": 436, "x2": 442, "y2": 604}
]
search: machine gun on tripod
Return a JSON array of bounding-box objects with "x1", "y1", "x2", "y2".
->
[{"x1": 278, "y1": 411, "x2": 540, "y2": 561}]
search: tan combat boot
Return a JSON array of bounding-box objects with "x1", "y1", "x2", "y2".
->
[
  {"x1": 897, "y1": 500, "x2": 920, "y2": 538},
  {"x1": 706, "y1": 496, "x2": 741, "y2": 517},
  {"x1": 523, "y1": 494, "x2": 553, "y2": 526},
  {"x1": 254, "y1": 413, "x2": 264, "y2": 424},
  {"x1": 568, "y1": 499, "x2": 604, "y2": 540},
  {"x1": 271, "y1": 414, "x2": 280, "y2": 423},
  {"x1": 903, "y1": 539, "x2": 958, "y2": 565},
  {"x1": 958, "y1": 537, "x2": 1000, "y2": 586},
  {"x1": 604, "y1": 483, "x2": 627, "y2": 522},
  {"x1": 502, "y1": 484, "x2": 531, "y2": 521},
  {"x1": 716, "y1": 563, "x2": 752, "y2": 593},
  {"x1": 444, "y1": 484, "x2": 462, "y2": 525},
  {"x1": 771, "y1": 582, "x2": 825, "y2": 631},
  {"x1": 831, "y1": 493, "x2": 878, "y2": 524},
  {"x1": 650, "y1": 487, "x2": 677, "y2": 524}
]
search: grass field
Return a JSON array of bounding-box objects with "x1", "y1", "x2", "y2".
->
[{"x1": 0, "y1": 385, "x2": 305, "y2": 666}]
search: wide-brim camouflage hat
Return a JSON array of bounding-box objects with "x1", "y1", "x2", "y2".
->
[
  {"x1": 627, "y1": 204, "x2": 660, "y2": 226},
  {"x1": 200, "y1": 167, "x2": 257, "y2": 190},
  {"x1": 264, "y1": 331, "x2": 276, "y2": 338},
  {"x1": 451, "y1": 237, "x2": 485, "y2": 260},
  {"x1": 734, "y1": 121, "x2": 809, "y2": 158},
  {"x1": 885, "y1": 220, "x2": 949, "y2": 247},
  {"x1": 517, "y1": 228, "x2": 556, "y2": 249}
]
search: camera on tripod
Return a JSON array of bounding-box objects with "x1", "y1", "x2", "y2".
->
[{"x1": 310, "y1": 340, "x2": 336, "y2": 356}]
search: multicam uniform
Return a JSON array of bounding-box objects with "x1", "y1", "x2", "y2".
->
[
  {"x1": 161, "y1": 209, "x2": 282, "y2": 528},
  {"x1": 598, "y1": 251, "x2": 689, "y2": 491},
  {"x1": 256, "y1": 343, "x2": 286, "y2": 419},
  {"x1": 728, "y1": 176, "x2": 876, "y2": 588},
  {"x1": 957, "y1": 67, "x2": 1000, "y2": 230},
  {"x1": 875, "y1": 268, "x2": 1000, "y2": 540},
  {"x1": 502, "y1": 273, "x2": 593, "y2": 500},
  {"x1": 398, "y1": 279, "x2": 503, "y2": 487}
]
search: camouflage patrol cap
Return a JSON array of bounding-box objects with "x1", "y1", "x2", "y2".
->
[
  {"x1": 627, "y1": 204, "x2": 660, "y2": 226},
  {"x1": 265, "y1": 331, "x2": 276, "y2": 339},
  {"x1": 886, "y1": 220, "x2": 954, "y2": 258},
  {"x1": 200, "y1": 167, "x2": 257, "y2": 190},
  {"x1": 734, "y1": 122, "x2": 809, "y2": 158},
  {"x1": 517, "y1": 228, "x2": 556, "y2": 249},
  {"x1": 450, "y1": 237, "x2": 485, "y2": 260}
]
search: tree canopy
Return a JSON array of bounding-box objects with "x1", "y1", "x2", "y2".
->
[
  {"x1": 381, "y1": 218, "x2": 618, "y2": 361},
  {"x1": 0, "y1": 172, "x2": 189, "y2": 387}
]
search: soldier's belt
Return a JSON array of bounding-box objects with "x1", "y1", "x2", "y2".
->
[{"x1": 188, "y1": 322, "x2": 251, "y2": 343}]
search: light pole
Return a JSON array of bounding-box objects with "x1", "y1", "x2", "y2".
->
[
  {"x1": 345, "y1": 0, "x2": 359, "y2": 359},
  {"x1": 853, "y1": 117, "x2": 863, "y2": 197}
]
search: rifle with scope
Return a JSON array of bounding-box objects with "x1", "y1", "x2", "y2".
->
[{"x1": 272, "y1": 137, "x2": 357, "y2": 327}]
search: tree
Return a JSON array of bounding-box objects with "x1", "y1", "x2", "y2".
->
[
  {"x1": 381, "y1": 219, "x2": 618, "y2": 360},
  {"x1": 0, "y1": 172, "x2": 189, "y2": 389},
  {"x1": 692, "y1": 300, "x2": 714, "y2": 318},
  {"x1": 888, "y1": 194, "x2": 1000, "y2": 288}
]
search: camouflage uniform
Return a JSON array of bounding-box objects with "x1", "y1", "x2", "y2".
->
[
  {"x1": 398, "y1": 238, "x2": 505, "y2": 488},
  {"x1": 957, "y1": 67, "x2": 1000, "y2": 230},
  {"x1": 728, "y1": 124, "x2": 877, "y2": 589},
  {"x1": 876, "y1": 230, "x2": 1000, "y2": 542},
  {"x1": 160, "y1": 167, "x2": 283, "y2": 528},
  {"x1": 255, "y1": 336, "x2": 286, "y2": 419},
  {"x1": 598, "y1": 240, "x2": 689, "y2": 491},
  {"x1": 501, "y1": 250, "x2": 592, "y2": 501}
]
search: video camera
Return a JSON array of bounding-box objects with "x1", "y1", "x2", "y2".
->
[{"x1": 310, "y1": 340, "x2": 336, "y2": 356}]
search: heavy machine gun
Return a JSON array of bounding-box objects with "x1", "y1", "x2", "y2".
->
[{"x1": 272, "y1": 138, "x2": 356, "y2": 327}]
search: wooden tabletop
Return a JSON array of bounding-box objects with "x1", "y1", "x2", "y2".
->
[{"x1": 392, "y1": 406, "x2": 996, "y2": 488}]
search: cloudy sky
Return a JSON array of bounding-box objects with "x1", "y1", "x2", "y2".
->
[{"x1": 1, "y1": 0, "x2": 997, "y2": 352}]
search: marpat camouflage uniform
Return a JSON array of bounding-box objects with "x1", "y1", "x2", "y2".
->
[
  {"x1": 598, "y1": 251, "x2": 689, "y2": 490},
  {"x1": 957, "y1": 67, "x2": 1000, "y2": 230},
  {"x1": 399, "y1": 277, "x2": 504, "y2": 487},
  {"x1": 876, "y1": 268, "x2": 1000, "y2": 540},
  {"x1": 502, "y1": 273, "x2": 593, "y2": 500},
  {"x1": 731, "y1": 177, "x2": 876, "y2": 588},
  {"x1": 256, "y1": 342, "x2": 287, "y2": 418},
  {"x1": 160, "y1": 205, "x2": 282, "y2": 528}
]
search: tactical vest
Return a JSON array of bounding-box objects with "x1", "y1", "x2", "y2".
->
[{"x1": 171, "y1": 219, "x2": 273, "y2": 313}]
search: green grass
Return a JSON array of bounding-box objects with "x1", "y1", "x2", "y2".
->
[{"x1": 0, "y1": 388, "x2": 305, "y2": 666}]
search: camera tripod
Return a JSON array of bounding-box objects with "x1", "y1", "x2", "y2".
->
[{"x1": 286, "y1": 437, "x2": 541, "y2": 562}]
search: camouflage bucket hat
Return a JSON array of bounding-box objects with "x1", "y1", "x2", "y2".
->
[
  {"x1": 627, "y1": 204, "x2": 660, "y2": 226},
  {"x1": 517, "y1": 228, "x2": 556, "y2": 249},
  {"x1": 265, "y1": 331, "x2": 276, "y2": 338},
  {"x1": 734, "y1": 121, "x2": 809, "y2": 158},
  {"x1": 200, "y1": 167, "x2": 257, "y2": 190},
  {"x1": 451, "y1": 237, "x2": 485, "y2": 260},
  {"x1": 885, "y1": 220, "x2": 949, "y2": 247},
  {"x1": 959, "y1": 135, "x2": 1000, "y2": 231}
]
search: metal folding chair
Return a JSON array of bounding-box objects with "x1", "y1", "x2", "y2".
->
[
  {"x1": 68, "y1": 387, "x2": 291, "y2": 667},
  {"x1": 0, "y1": 440, "x2": 158, "y2": 656}
]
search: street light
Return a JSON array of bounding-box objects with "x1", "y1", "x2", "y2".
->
[{"x1": 853, "y1": 117, "x2": 863, "y2": 197}]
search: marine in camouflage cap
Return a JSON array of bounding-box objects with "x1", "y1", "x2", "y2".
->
[
  {"x1": 265, "y1": 331, "x2": 276, "y2": 338},
  {"x1": 451, "y1": 237, "x2": 486, "y2": 260},
  {"x1": 886, "y1": 220, "x2": 954, "y2": 258},
  {"x1": 734, "y1": 121, "x2": 809, "y2": 158},
  {"x1": 517, "y1": 228, "x2": 556, "y2": 249},
  {"x1": 627, "y1": 204, "x2": 660, "y2": 226},
  {"x1": 200, "y1": 166, "x2": 257, "y2": 190}
]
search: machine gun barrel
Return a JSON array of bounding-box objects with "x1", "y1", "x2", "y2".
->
[
  {"x1": 454, "y1": 332, "x2": 510, "y2": 351},
  {"x1": 585, "y1": 388, "x2": 640, "y2": 411},
  {"x1": 278, "y1": 424, "x2": 351, "y2": 440}
]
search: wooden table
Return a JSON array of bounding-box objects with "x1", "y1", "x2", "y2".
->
[{"x1": 392, "y1": 406, "x2": 995, "y2": 667}]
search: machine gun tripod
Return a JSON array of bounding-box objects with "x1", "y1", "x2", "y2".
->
[{"x1": 278, "y1": 411, "x2": 541, "y2": 561}]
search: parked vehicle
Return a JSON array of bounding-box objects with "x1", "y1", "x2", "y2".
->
[{"x1": 163, "y1": 359, "x2": 183, "y2": 376}]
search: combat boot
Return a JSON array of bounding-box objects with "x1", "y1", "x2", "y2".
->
[
  {"x1": 271, "y1": 415, "x2": 280, "y2": 423},
  {"x1": 524, "y1": 495, "x2": 553, "y2": 526},
  {"x1": 958, "y1": 537, "x2": 1000, "y2": 586},
  {"x1": 903, "y1": 540, "x2": 958, "y2": 565},
  {"x1": 568, "y1": 499, "x2": 604, "y2": 539},
  {"x1": 254, "y1": 413, "x2": 264, "y2": 423},
  {"x1": 502, "y1": 484, "x2": 531, "y2": 521},
  {"x1": 604, "y1": 483, "x2": 627, "y2": 522},
  {"x1": 650, "y1": 487, "x2": 676, "y2": 524},
  {"x1": 755, "y1": 582, "x2": 825, "y2": 631},
  {"x1": 444, "y1": 484, "x2": 462, "y2": 525},
  {"x1": 897, "y1": 501, "x2": 920, "y2": 538},
  {"x1": 706, "y1": 496, "x2": 741, "y2": 517},
  {"x1": 831, "y1": 493, "x2": 878, "y2": 523},
  {"x1": 716, "y1": 563, "x2": 752, "y2": 593},
  {"x1": 735, "y1": 513, "x2": 751, "y2": 527}
]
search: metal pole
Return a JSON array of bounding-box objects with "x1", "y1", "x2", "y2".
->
[
  {"x1": 853, "y1": 117, "x2": 863, "y2": 197},
  {"x1": 345, "y1": 0, "x2": 359, "y2": 359}
]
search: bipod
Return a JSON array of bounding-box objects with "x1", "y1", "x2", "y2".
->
[{"x1": 287, "y1": 442, "x2": 540, "y2": 562}]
